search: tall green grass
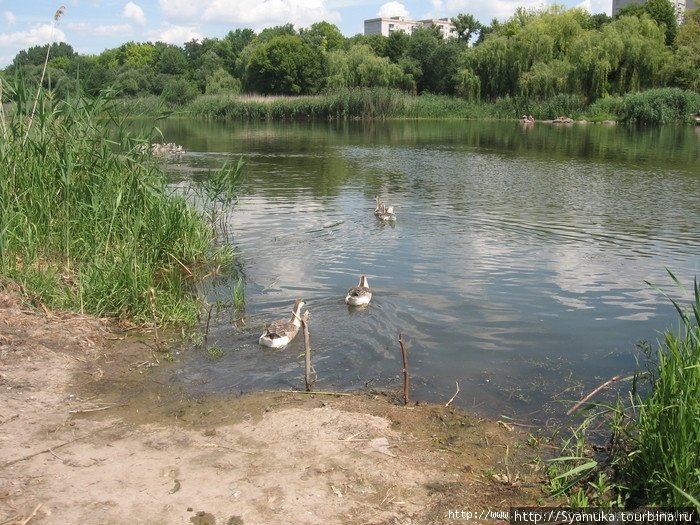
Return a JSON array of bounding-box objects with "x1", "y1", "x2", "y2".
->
[
  {"x1": 628, "y1": 274, "x2": 700, "y2": 507},
  {"x1": 550, "y1": 273, "x2": 700, "y2": 509},
  {"x1": 0, "y1": 81, "x2": 231, "y2": 324}
]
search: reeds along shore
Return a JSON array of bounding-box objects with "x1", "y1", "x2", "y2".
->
[
  {"x1": 174, "y1": 87, "x2": 700, "y2": 125},
  {"x1": 0, "y1": 82, "x2": 229, "y2": 324},
  {"x1": 550, "y1": 276, "x2": 700, "y2": 509}
]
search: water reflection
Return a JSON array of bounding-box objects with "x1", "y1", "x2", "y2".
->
[{"x1": 145, "y1": 118, "x2": 700, "y2": 421}]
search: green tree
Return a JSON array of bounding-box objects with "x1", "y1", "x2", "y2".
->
[
  {"x1": 327, "y1": 44, "x2": 413, "y2": 90},
  {"x1": 12, "y1": 42, "x2": 76, "y2": 68},
  {"x1": 162, "y1": 77, "x2": 199, "y2": 105},
  {"x1": 301, "y1": 21, "x2": 345, "y2": 52},
  {"x1": 667, "y1": 13, "x2": 700, "y2": 89},
  {"x1": 245, "y1": 35, "x2": 324, "y2": 95},
  {"x1": 257, "y1": 23, "x2": 297, "y2": 43},
  {"x1": 385, "y1": 30, "x2": 409, "y2": 62},
  {"x1": 225, "y1": 28, "x2": 256, "y2": 56},
  {"x1": 454, "y1": 68, "x2": 480, "y2": 100},
  {"x1": 117, "y1": 42, "x2": 156, "y2": 67},
  {"x1": 450, "y1": 13, "x2": 483, "y2": 44},
  {"x1": 113, "y1": 67, "x2": 153, "y2": 96},
  {"x1": 616, "y1": 4, "x2": 646, "y2": 18},
  {"x1": 644, "y1": 0, "x2": 678, "y2": 44},
  {"x1": 205, "y1": 68, "x2": 241, "y2": 94},
  {"x1": 156, "y1": 45, "x2": 188, "y2": 75}
]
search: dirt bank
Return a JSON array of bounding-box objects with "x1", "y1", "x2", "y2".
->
[{"x1": 0, "y1": 290, "x2": 545, "y2": 524}]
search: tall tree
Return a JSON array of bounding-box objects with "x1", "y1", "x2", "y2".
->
[
  {"x1": 301, "y1": 22, "x2": 345, "y2": 52},
  {"x1": 644, "y1": 0, "x2": 678, "y2": 44},
  {"x1": 245, "y1": 35, "x2": 324, "y2": 95},
  {"x1": 450, "y1": 13, "x2": 483, "y2": 44}
]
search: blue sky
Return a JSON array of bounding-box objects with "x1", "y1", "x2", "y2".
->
[{"x1": 0, "y1": 0, "x2": 612, "y2": 66}]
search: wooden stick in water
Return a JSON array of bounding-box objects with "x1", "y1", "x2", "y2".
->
[
  {"x1": 445, "y1": 381, "x2": 460, "y2": 407},
  {"x1": 399, "y1": 333, "x2": 409, "y2": 405},
  {"x1": 149, "y1": 288, "x2": 159, "y2": 349},
  {"x1": 302, "y1": 311, "x2": 315, "y2": 391},
  {"x1": 566, "y1": 374, "x2": 621, "y2": 416}
]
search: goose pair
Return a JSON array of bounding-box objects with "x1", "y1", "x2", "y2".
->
[
  {"x1": 259, "y1": 276, "x2": 373, "y2": 348},
  {"x1": 374, "y1": 197, "x2": 396, "y2": 222}
]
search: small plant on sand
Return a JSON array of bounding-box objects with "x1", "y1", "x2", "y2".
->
[{"x1": 206, "y1": 346, "x2": 225, "y2": 359}]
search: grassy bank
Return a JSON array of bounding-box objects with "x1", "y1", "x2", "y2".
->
[
  {"x1": 159, "y1": 87, "x2": 700, "y2": 124},
  {"x1": 550, "y1": 274, "x2": 700, "y2": 509},
  {"x1": 0, "y1": 82, "x2": 231, "y2": 324}
]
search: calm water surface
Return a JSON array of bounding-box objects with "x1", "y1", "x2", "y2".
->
[{"x1": 152, "y1": 119, "x2": 699, "y2": 420}]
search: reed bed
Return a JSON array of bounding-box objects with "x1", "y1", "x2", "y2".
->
[{"x1": 0, "y1": 82, "x2": 230, "y2": 324}]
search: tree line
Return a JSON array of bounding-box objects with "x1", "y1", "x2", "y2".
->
[{"x1": 2, "y1": 1, "x2": 698, "y2": 105}]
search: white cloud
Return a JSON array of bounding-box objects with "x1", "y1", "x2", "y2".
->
[
  {"x1": 0, "y1": 24, "x2": 67, "y2": 47},
  {"x1": 123, "y1": 2, "x2": 147, "y2": 25},
  {"x1": 150, "y1": 23, "x2": 202, "y2": 44},
  {"x1": 377, "y1": 1, "x2": 409, "y2": 18},
  {"x1": 159, "y1": 0, "x2": 340, "y2": 29},
  {"x1": 433, "y1": 0, "x2": 546, "y2": 22},
  {"x1": 576, "y1": 0, "x2": 612, "y2": 15},
  {"x1": 3, "y1": 11, "x2": 16, "y2": 26},
  {"x1": 66, "y1": 21, "x2": 134, "y2": 36}
]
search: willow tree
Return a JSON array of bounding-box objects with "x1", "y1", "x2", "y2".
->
[
  {"x1": 326, "y1": 44, "x2": 412, "y2": 90},
  {"x1": 454, "y1": 68, "x2": 480, "y2": 100},
  {"x1": 520, "y1": 59, "x2": 573, "y2": 99}
]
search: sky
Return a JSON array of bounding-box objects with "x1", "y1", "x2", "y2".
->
[{"x1": 0, "y1": 0, "x2": 612, "y2": 66}]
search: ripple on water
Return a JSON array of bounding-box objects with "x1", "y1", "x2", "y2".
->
[{"x1": 163, "y1": 121, "x2": 699, "y2": 422}]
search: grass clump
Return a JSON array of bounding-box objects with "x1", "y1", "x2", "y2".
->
[
  {"x1": 0, "y1": 80, "x2": 232, "y2": 324},
  {"x1": 549, "y1": 273, "x2": 700, "y2": 509}
]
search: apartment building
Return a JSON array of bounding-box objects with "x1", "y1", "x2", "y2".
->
[{"x1": 364, "y1": 16, "x2": 456, "y2": 38}]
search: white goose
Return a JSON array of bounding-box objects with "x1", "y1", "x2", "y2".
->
[
  {"x1": 345, "y1": 276, "x2": 372, "y2": 306},
  {"x1": 374, "y1": 196, "x2": 386, "y2": 217},
  {"x1": 259, "y1": 299, "x2": 306, "y2": 348},
  {"x1": 377, "y1": 205, "x2": 396, "y2": 222}
]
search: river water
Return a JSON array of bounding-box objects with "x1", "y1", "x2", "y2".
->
[{"x1": 152, "y1": 119, "x2": 699, "y2": 421}]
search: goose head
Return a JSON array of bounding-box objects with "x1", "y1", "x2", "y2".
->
[{"x1": 290, "y1": 299, "x2": 306, "y2": 325}]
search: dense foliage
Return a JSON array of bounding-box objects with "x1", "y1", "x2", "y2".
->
[{"x1": 2, "y1": 3, "x2": 698, "y2": 115}]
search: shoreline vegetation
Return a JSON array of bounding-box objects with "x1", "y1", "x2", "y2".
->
[
  {"x1": 3, "y1": 4, "x2": 699, "y2": 126},
  {"x1": 116, "y1": 86, "x2": 700, "y2": 124},
  {"x1": 0, "y1": 81, "x2": 236, "y2": 325}
]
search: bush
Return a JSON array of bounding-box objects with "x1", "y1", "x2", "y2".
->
[
  {"x1": 162, "y1": 77, "x2": 200, "y2": 106},
  {"x1": 618, "y1": 88, "x2": 700, "y2": 124}
]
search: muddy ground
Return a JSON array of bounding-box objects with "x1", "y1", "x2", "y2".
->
[{"x1": 0, "y1": 290, "x2": 547, "y2": 524}]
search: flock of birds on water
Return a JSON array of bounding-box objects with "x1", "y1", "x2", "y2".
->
[{"x1": 258, "y1": 197, "x2": 396, "y2": 349}]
